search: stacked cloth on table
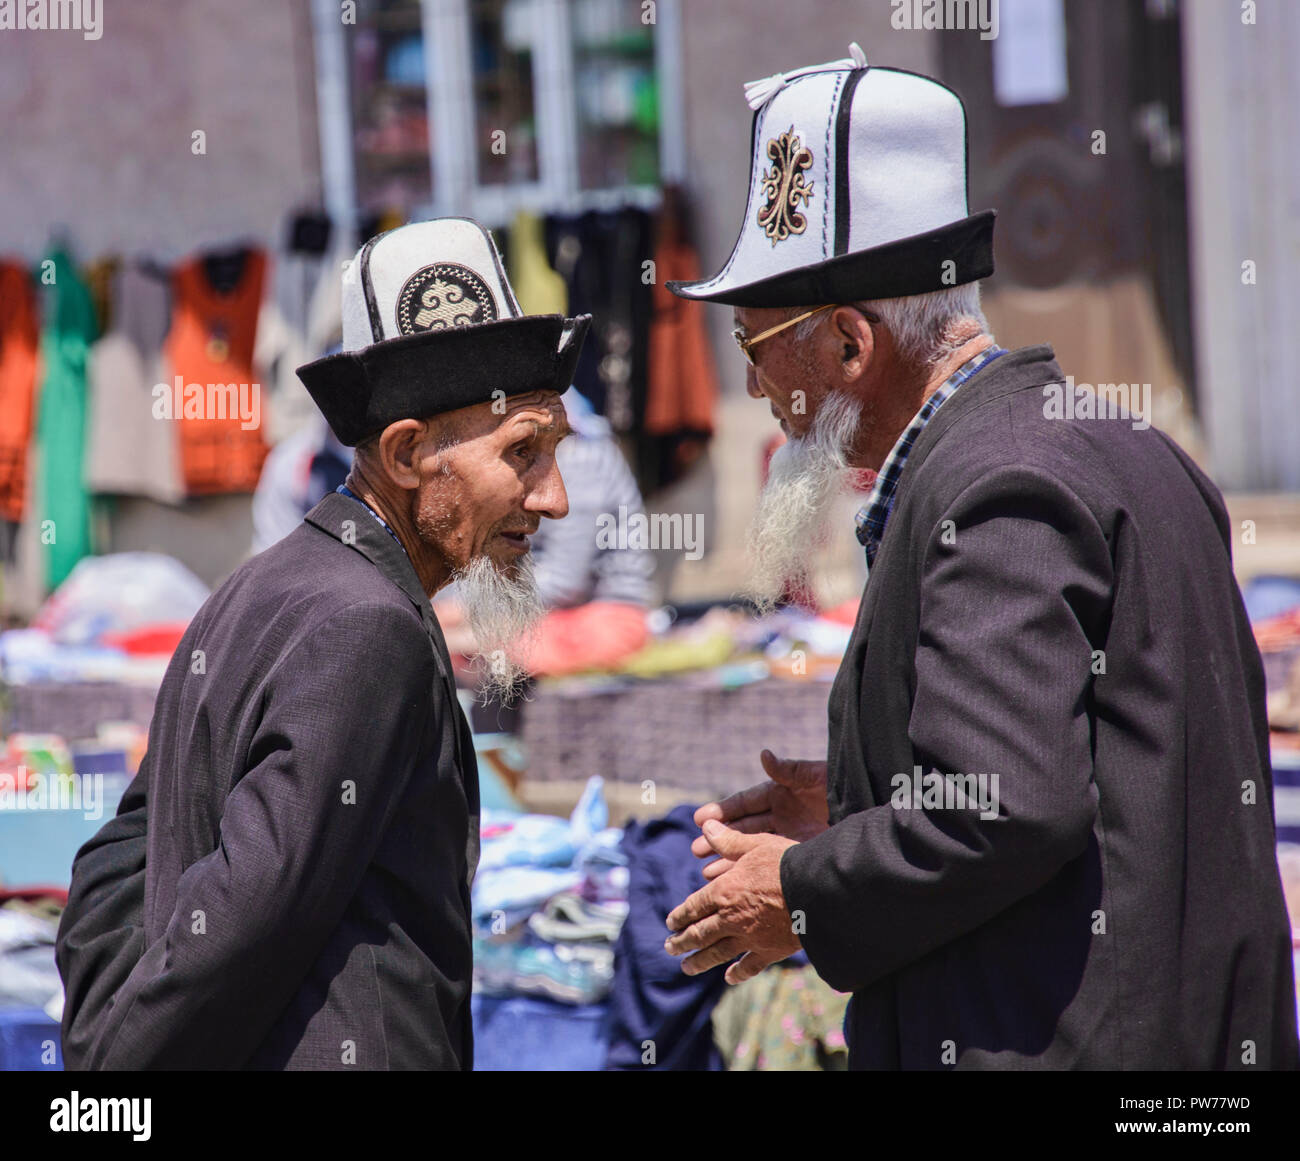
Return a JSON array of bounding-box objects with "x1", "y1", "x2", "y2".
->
[
  {"x1": 0, "y1": 893, "x2": 65, "y2": 1022},
  {"x1": 472, "y1": 775, "x2": 628, "y2": 1005}
]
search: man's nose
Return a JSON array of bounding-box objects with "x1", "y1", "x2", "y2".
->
[
  {"x1": 526, "y1": 454, "x2": 569, "y2": 521},
  {"x1": 746, "y1": 363, "x2": 764, "y2": 400}
]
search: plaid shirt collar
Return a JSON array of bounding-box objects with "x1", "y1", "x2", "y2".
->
[{"x1": 854, "y1": 343, "x2": 1006, "y2": 567}]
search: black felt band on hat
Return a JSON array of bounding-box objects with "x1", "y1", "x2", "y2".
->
[
  {"x1": 667, "y1": 210, "x2": 995, "y2": 308},
  {"x1": 296, "y1": 313, "x2": 591, "y2": 446}
]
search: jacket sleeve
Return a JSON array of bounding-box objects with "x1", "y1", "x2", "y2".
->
[
  {"x1": 779, "y1": 466, "x2": 1113, "y2": 994},
  {"x1": 55, "y1": 763, "x2": 150, "y2": 1070},
  {"x1": 87, "y1": 600, "x2": 437, "y2": 1070}
]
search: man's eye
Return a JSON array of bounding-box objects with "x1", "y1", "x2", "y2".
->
[{"x1": 512, "y1": 442, "x2": 535, "y2": 461}]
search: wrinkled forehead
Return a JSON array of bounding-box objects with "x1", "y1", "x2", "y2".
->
[
  {"x1": 733, "y1": 305, "x2": 796, "y2": 333},
  {"x1": 451, "y1": 389, "x2": 570, "y2": 440}
]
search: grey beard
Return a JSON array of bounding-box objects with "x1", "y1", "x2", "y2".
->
[
  {"x1": 456, "y1": 553, "x2": 545, "y2": 703},
  {"x1": 744, "y1": 391, "x2": 862, "y2": 614}
]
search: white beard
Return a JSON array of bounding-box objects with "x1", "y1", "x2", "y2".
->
[
  {"x1": 745, "y1": 391, "x2": 862, "y2": 613},
  {"x1": 455, "y1": 553, "x2": 545, "y2": 703}
]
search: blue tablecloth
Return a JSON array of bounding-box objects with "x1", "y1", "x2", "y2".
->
[
  {"x1": 472, "y1": 993, "x2": 609, "y2": 1070},
  {"x1": 0, "y1": 1008, "x2": 62, "y2": 1070}
]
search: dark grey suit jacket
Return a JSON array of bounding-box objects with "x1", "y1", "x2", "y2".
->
[
  {"x1": 780, "y1": 344, "x2": 1299, "y2": 1070},
  {"x1": 56, "y1": 492, "x2": 480, "y2": 1070}
]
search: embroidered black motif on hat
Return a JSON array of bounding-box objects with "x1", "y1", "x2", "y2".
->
[
  {"x1": 756, "y1": 128, "x2": 814, "y2": 246},
  {"x1": 395, "y1": 263, "x2": 497, "y2": 335}
]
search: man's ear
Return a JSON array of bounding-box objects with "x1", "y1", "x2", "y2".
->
[
  {"x1": 832, "y1": 306, "x2": 875, "y2": 382},
  {"x1": 377, "y1": 418, "x2": 430, "y2": 490}
]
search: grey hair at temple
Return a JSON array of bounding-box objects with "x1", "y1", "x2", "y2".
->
[{"x1": 793, "y1": 283, "x2": 992, "y2": 367}]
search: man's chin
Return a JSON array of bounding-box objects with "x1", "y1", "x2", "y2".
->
[
  {"x1": 455, "y1": 550, "x2": 544, "y2": 704},
  {"x1": 480, "y1": 547, "x2": 528, "y2": 578}
]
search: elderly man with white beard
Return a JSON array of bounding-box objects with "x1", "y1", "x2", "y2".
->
[
  {"x1": 662, "y1": 47, "x2": 1297, "y2": 1070},
  {"x1": 56, "y1": 219, "x2": 589, "y2": 1070}
]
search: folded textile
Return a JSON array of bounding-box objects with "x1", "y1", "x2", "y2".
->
[
  {"x1": 475, "y1": 774, "x2": 611, "y2": 874},
  {"x1": 528, "y1": 893, "x2": 627, "y2": 945},
  {"x1": 605, "y1": 804, "x2": 726, "y2": 1070},
  {"x1": 0, "y1": 910, "x2": 62, "y2": 1013},
  {"x1": 475, "y1": 934, "x2": 614, "y2": 1005},
  {"x1": 476, "y1": 815, "x2": 576, "y2": 873},
  {"x1": 472, "y1": 867, "x2": 584, "y2": 928}
]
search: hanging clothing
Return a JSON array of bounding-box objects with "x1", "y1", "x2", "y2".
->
[
  {"x1": 250, "y1": 414, "x2": 352, "y2": 553},
  {"x1": 165, "y1": 247, "x2": 269, "y2": 496},
  {"x1": 35, "y1": 249, "x2": 97, "y2": 590},
  {"x1": 645, "y1": 238, "x2": 718, "y2": 438},
  {"x1": 636, "y1": 188, "x2": 718, "y2": 493},
  {"x1": 0, "y1": 261, "x2": 40, "y2": 524},
  {"x1": 641, "y1": 235, "x2": 719, "y2": 491},
  {"x1": 86, "y1": 261, "x2": 184, "y2": 503},
  {"x1": 545, "y1": 208, "x2": 654, "y2": 433},
  {"x1": 507, "y1": 210, "x2": 568, "y2": 317},
  {"x1": 252, "y1": 235, "x2": 349, "y2": 448},
  {"x1": 253, "y1": 299, "x2": 315, "y2": 444},
  {"x1": 261, "y1": 218, "x2": 333, "y2": 443},
  {"x1": 83, "y1": 255, "x2": 121, "y2": 337}
]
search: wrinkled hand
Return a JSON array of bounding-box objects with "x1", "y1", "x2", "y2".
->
[
  {"x1": 665, "y1": 820, "x2": 802, "y2": 985},
  {"x1": 691, "y1": 751, "x2": 828, "y2": 865}
]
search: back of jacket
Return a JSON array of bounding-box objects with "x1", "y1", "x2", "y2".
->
[
  {"x1": 780, "y1": 345, "x2": 1298, "y2": 1069},
  {"x1": 79, "y1": 494, "x2": 479, "y2": 1070}
]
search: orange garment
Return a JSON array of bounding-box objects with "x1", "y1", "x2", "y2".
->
[
  {"x1": 165, "y1": 249, "x2": 269, "y2": 495},
  {"x1": 0, "y1": 262, "x2": 40, "y2": 522},
  {"x1": 645, "y1": 238, "x2": 718, "y2": 436}
]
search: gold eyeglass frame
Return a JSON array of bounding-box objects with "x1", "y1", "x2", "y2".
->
[{"x1": 731, "y1": 303, "x2": 877, "y2": 365}]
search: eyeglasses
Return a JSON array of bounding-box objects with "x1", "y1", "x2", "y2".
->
[{"x1": 731, "y1": 304, "x2": 877, "y2": 366}]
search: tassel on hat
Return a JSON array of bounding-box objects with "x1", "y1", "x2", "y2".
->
[{"x1": 743, "y1": 42, "x2": 868, "y2": 111}]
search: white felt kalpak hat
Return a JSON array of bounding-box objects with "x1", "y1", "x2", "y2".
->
[
  {"x1": 667, "y1": 44, "x2": 995, "y2": 307},
  {"x1": 298, "y1": 217, "x2": 589, "y2": 445}
]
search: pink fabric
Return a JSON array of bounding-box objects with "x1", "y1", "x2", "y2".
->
[{"x1": 514, "y1": 601, "x2": 648, "y2": 677}]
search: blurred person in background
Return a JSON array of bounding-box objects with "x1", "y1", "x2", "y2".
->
[{"x1": 661, "y1": 45, "x2": 1297, "y2": 1071}]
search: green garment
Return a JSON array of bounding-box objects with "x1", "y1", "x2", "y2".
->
[
  {"x1": 712, "y1": 961, "x2": 850, "y2": 1071},
  {"x1": 36, "y1": 249, "x2": 97, "y2": 590}
]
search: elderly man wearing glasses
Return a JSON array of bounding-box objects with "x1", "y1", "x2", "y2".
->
[{"x1": 661, "y1": 45, "x2": 1297, "y2": 1071}]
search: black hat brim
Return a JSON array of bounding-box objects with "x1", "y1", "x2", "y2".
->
[
  {"x1": 296, "y1": 313, "x2": 591, "y2": 446},
  {"x1": 666, "y1": 210, "x2": 995, "y2": 307}
]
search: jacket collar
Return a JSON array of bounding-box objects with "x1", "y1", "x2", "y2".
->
[
  {"x1": 865, "y1": 342, "x2": 1062, "y2": 574},
  {"x1": 305, "y1": 491, "x2": 432, "y2": 621},
  {"x1": 850, "y1": 343, "x2": 1064, "y2": 649},
  {"x1": 905, "y1": 343, "x2": 1062, "y2": 472},
  {"x1": 305, "y1": 490, "x2": 472, "y2": 719}
]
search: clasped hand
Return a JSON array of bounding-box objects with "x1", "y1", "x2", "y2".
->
[{"x1": 664, "y1": 751, "x2": 829, "y2": 985}]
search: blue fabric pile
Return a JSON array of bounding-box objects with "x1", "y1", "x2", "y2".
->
[{"x1": 472, "y1": 775, "x2": 629, "y2": 1005}]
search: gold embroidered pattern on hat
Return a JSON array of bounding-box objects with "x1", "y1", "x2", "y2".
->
[
  {"x1": 756, "y1": 128, "x2": 814, "y2": 246},
  {"x1": 395, "y1": 263, "x2": 498, "y2": 335}
]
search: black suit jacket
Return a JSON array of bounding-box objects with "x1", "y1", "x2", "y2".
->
[
  {"x1": 56, "y1": 492, "x2": 480, "y2": 1070},
  {"x1": 780, "y1": 344, "x2": 1299, "y2": 1069}
]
